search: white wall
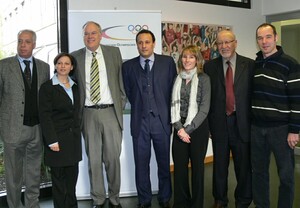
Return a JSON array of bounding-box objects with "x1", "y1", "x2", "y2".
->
[
  {"x1": 262, "y1": 0, "x2": 300, "y2": 15},
  {"x1": 68, "y1": 0, "x2": 265, "y2": 59}
]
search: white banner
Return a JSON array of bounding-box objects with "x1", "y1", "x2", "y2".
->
[{"x1": 68, "y1": 10, "x2": 162, "y2": 59}]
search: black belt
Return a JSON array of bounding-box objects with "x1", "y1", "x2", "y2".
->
[{"x1": 85, "y1": 104, "x2": 114, "y2": 109}]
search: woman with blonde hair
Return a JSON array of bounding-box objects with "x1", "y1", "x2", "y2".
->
[{"x1": 171, "y1": 45, "x2": 211, "y2": 208}]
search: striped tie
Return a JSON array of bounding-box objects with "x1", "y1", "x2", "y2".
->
[{"x1": 90, "y1": 52, "x2": 100, "y2": 104}]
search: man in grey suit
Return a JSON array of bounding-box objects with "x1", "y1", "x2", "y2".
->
[
  {"x1": 0, "y1": 29, "x2": 50, "y2": 208},
  {"x1": 72, "y1": 21, "x2": 126, "y2": 208},
  {"x1": 204, "y1": 30, "x2": 253, "y2": 208}
]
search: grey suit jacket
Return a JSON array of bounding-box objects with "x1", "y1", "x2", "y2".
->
[
  {"x1": 0, "y1": 55, "x2": 50, "y2": 143},
  {"x1": 71, "y1": 45, "x2": 126, "y2": 130}
]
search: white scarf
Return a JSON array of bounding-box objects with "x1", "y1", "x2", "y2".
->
[{"x1": 171, "y1": 68, "x2": 199, "y2": 127}]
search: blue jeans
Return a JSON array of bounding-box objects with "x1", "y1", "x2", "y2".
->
[{"x1": 251, "y1": 124, "x2": 294, "y2": 208}]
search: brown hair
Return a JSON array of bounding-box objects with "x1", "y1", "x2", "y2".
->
[
  {"x1": 256, "y1": 23, "x2": 277, "y2": 38},
  {"x1": 177, "y1": 45, "x2": 204, "y2": 74},
  {"x1": 53, "y1": 52, "x2": 77, "y2": 76}
]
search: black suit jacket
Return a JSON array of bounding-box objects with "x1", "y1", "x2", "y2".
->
[
  {"x1": 204, "y1": 54, "x2": 254, "y2": 142},
  {"x1": 39, "y1": 79, "x2": 82, "y2": 167},
  {"x1": 122, "y1": 54, "x2": 177, "y2": 138}
]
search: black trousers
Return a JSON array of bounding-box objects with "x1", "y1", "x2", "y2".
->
[
  {"x1": 50, "y1": 164, "x2": 79, "y2": 208},
  {"x1": 172, "y1": 119, "x2": 209, "y2": 208},
  {"x1": 212, "y1": 114, "x2": 252, "y2": 207}
]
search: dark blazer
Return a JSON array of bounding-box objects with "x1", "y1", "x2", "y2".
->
[
  {"x1": 122, "y1": 53, "x2": 177, "y2": 138},
  {"x1": 204, "y1": 54, "x2": 254, "y2": 142},
  {"x1": 0, "y1": 56, "x2": 49, "y2": 143},
  {"x1": 39, "y1": 79, "x2": 82, "y2": 167},
  {"x1": 71, "y1": 45, "x2": 126, "y2": 130}
]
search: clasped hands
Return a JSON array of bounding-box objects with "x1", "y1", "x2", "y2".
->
[{"x1": 177, "y1": 128, "x2": 191, "y2": 143}]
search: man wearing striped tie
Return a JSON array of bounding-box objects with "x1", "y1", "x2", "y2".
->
[{"x1": 72, "y1": 21, "x2": 126, "y2": 208}]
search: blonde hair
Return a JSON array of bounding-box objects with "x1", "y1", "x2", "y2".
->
[{"x1": 177, "y1": 45, "x2": 204, "y2": 74}]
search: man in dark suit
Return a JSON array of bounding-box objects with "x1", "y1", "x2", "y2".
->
[
  {"x1": 0, "y1": 29, "x2": 50, "y2": 208},
  {"x1": 71, "y1": 21, "x2": 126, "y2": 208},
  {"x1": 204, "y1": 30, "x2": 253, "y2": 208},
  {"x1": 122, "y1": 30, "x2": 177, "y2": 208}
]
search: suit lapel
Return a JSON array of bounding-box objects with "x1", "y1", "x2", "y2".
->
[
  {"x1": 102, "y1": 46, "x2": 113, "y2": 88},
  {"x1": 34, "y1": 58, "x2": 43, "y2": 87},
  {"x1": 11, "y1": 56, "x2": 25, "y2": 87},
  {"x1": 234, "y1": 54, "x2": 244, "y2": 85},
  {"x1": 55, "y1": 84, "x2": 72, "y2": 103},
  {"x1": 132, "y1": 57, "x2": 143, "y2": 93},
  {"x1": 73, "y1": 85, "x2": 80, "y2": 108},
  {"x1": 216, "y1": 58, "x2": 225, "y2": 87},
  {"x1": 152, "y1": 54, "x2": 162, "y2": 94},
  {"x1": 76, "y1": 49, "x2": 86, "y2": 93}
]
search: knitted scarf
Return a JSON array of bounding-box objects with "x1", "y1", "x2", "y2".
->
[{"x1": 171, "y1": 68, "x2": 198, "y2": 127}]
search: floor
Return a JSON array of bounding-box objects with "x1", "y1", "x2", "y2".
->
[{"x1": 3, "y1": 155, "x2": 300, "y2": 208}]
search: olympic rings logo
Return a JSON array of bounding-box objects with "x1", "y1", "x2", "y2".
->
[{"x1": 128, "y1": 24, "x2": 149, "y2": 34}]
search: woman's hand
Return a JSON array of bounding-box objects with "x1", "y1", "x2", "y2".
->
[{"x1": 177, "y1": 128, "x2": 191, "y2": 143}]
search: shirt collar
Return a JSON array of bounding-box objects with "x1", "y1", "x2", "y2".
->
[
  {"x1": 52, "y1": 73, "x2": 75, "y2": 87},
  {"x1": 17, "y1": 55, "x2": 33, "y2": 63},
  {"x1": 222, "y1": 52, "x2": 237, "y2": 66},
  {"x1": 86, "y1": 45, "x2": 101, "y2": 56},
  {"x1": 139, "y1": 53, "x2": 155, "y2": 64}
]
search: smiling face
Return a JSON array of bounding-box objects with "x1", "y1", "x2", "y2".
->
[
  {"x1": 137, "y1": 33, "x2": 155, "y2": 59},
  {"x1": 55, "y1": 56, "x2": 73, "y2": 77},
  {"x1": 256, "y1": 25, "x2": 278, "y2": 58},
  {"x1": 181, "y1": 52, "x2": 197, "y2": 72},
  {"x1": 17, "y1": 31, "x2": 36, "y2": 59},
  {"x1": 217, "y1": 30, "x2": 237, "y2": 60},
  {"x1": 83, "y1": 22, "x2": 102, "y2": 52}
]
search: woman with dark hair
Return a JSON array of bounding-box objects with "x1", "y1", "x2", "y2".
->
[
  {"x1": 171, "y1": 45, "x2": 211, "y2": 208},
  {"x1": 39, "y1": 52, "x2": 81, "y2": 208}
]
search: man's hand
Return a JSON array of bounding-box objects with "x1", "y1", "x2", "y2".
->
[{"x1": 287, "y1": 133, "x2": 300, "y2": 149}]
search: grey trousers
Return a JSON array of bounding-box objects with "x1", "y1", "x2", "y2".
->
[
  {"x1": 83, "y1": 107, "x2": 122, "y2": 205},
  {"x1": 4, "y1": 124, "x2": 42, "y2": 208}
]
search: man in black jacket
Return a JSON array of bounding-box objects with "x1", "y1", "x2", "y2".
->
[{"x1": 204, "y1": 29, "x2": 253, "y2": 208}]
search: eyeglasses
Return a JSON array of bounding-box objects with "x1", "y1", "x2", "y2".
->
[{"x1": 216, "y1": 40, "x2": 235, "y2": 46}]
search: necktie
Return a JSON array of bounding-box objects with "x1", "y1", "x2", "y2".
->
[
  {"x1": 226, "y1": 61, "x2": 235, "y2": 115},
  {"x1": 90, "y1": 52, "x2": 100, "y2": 104},
  {"x1": 23, "y1": 60, "x2": 31, "y2": 86},
  {"x1": 144, "y1": 59, "x2": 150, "y2": 73}
]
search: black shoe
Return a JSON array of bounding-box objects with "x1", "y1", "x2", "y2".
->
[
  {"x1": 109, "y1": 202, "x2": 122, "y2": 208},
  {"x1": 137, "y1": 203, "x2": 151, "y2": 208},
  {"x1": 159, "y1": 201, "x2": 170, "y2": 208}
]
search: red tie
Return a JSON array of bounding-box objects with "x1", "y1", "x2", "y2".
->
[{"x1": 226, "y1": 61, "x2": 235, "y2": 115}]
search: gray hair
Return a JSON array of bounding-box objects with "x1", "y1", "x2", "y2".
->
[
  {"x1": 82, "y1": 21, "x2": 102, "y2": 33},
  {"x1": 18, "y1": 29, "x2": 37, "y2": 43}
]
